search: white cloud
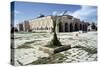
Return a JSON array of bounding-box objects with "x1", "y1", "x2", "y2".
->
[
  {"x1": 68, "y1": 5, "x2": 97, "y2": 22},
  {"x1": 52, "y1": 6, "x2": 97, "y2": 23}
]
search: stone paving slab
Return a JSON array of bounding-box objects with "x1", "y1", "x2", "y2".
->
[{"x1": 13, "y1": 32, "x2": 97, "y2": 65}]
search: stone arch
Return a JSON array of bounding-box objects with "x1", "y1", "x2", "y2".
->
[
  {"x1": 70, "y1": 23, "x2": 73, "y2": 32},
  {"x1": 59, "y1": 22, "x2": 63, "y2": 32},
  {"x1": 80, "y1": 24, "x2": 82, "y2": 30},
  {"x1": 75, "y1": 23, "x2": 79, "y2": 31},
  {"x1": 65, "y1": 23, "x2": 68, "y2": 32}
]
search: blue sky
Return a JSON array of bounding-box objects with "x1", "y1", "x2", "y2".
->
[{"x1": 11, "y1": 1, "x2": 97, "y2": 26}]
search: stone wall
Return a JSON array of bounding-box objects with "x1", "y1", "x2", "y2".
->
[
  {"x1": 29, "y1": 16, "x2": 53, "y2": 32},
  {"x1": 17, "y1": 15, "x2": 91, "y2": 33},
  {"x1": 56, "y1": 16, "x2": 81, "y2": 32}
]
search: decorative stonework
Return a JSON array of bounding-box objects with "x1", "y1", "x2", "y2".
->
[{"x1": 17, "y1": 15, "x2": 96, "y2": 32}]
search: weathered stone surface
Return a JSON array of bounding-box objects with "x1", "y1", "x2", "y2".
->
[
  {"x1": 14, "y1": 32, "x2": 97, "y2": 65},
  {"x1": 39, "y1": 46, "x2": 53, "y2": 54},
  {"x1": 54, "y1": 45, "x2": 71, "y2": 54}
]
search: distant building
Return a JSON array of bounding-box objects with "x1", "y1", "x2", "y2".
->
[
  {"x1": 17, "y1": 15, "x2": 96, "y2": 33},
  {"x1": 87, "y1": 23, "x2": 97, "y2": 31}
]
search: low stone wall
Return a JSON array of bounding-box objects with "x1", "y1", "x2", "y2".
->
[
  {"x1": 39, "y1": 45, "x2": 71, "y2": 54},
  {"x1": 54, "y1": 45, "x2": 71, "y2": 54}
]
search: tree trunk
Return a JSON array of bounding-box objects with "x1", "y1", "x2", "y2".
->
[{"x1": 48, "y1": 16, "x2": 62, "y2": 47}]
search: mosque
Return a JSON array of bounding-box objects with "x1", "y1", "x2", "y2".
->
[{"x1": 16, "y1": 15, "x2": 94, "y2": 33}]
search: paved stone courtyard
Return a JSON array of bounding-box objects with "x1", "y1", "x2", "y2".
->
[{"x1": 12, "y1": 31, "x2": 97, "y2": 66}]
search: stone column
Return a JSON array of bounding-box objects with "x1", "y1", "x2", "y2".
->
[
  {"x1": 72, "y1": 23, "x2": 75, "y2": 32},
  {"x1": 68, "y1": 23, "x2": 70, "y2": 32},
  {"x1": 63, "y1": 23, "x2": 65, "y2": 32},
  {"x1": 72, "y1": 24, "x2": 74, "y2": 32},
  {"x1": 78, "y1": 23, "x2": 80, "y2": 31}
]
